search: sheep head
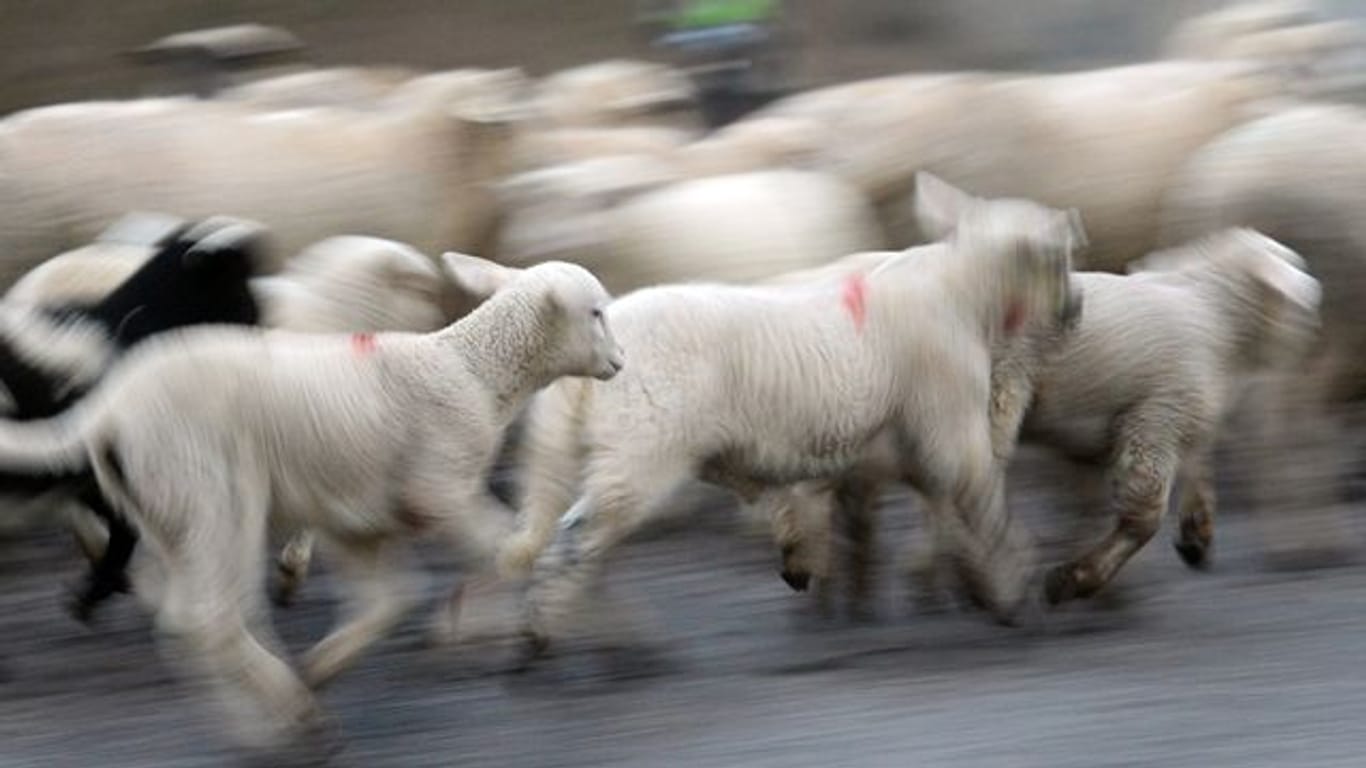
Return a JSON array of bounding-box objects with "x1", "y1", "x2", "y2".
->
[
  {"x1": 913, "y1": 172, "x2": 1087, "y2": 337},
  {"x1": 505, "y1": 260, "x2": 624, "y2": 382}
]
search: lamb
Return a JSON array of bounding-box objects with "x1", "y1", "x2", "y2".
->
[
  {"x1": 495, "y1": 156, "x2": 885, "y2": 295},
  {"x1": 0, "y1": 255, "x2": 621, "y2": 748},
  {"x1": 0, "y1": 217, "x2": 265, "y2": 619},
  {"x1": 502, "y1": 174, "x2": 1085, "y2": 658},
  {"x1": 1160, "y1": 103, "x2": 1366, "y2": 567},
  {"x1": 0, "y1": 67, "x2": 526, "y2": 288},
  {"x1": 780, "y1": 228, "x2": 1323, "y2": 611},
  {"x1": 7, "y1": 230, "x2": 456, "y2": 618}
]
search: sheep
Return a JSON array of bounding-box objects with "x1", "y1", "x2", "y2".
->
[
  {"x1": 744, "y1": 60, "x2": 1281, "y2": 272},
  {"x1": 530, "y1": 59, "x2": 701, "y2": 133},
  {"x1": 9, "y1": 230, "x2": 458, "y2": 619},
  {"x1": 502, "y1": 174, "x2": 1085, "y2": 659},
  {"x1": 0, "y1": 67, "x2": 527, "y2": 289},
  {"x1": 1161, "y1": 103, "x2": 1366, "y2": 568},
  {"x1": 495, "y1": 156, "x2": 885, "y2": 295},
  {"x1": 1163, "y1": 1, "x2": 1319, "y2": 61},
  {"x1": 780, "y1": 228, "x2": 1323, "y2": 612},
  {"x1": 0, "y1": 255, "x2": 621, "y2": 748},
  {"x1": 215, "y1": 66, "x2": 423, "y2": 111},
  {"x1": 509, "y1": 125, "x2": 694, "y2": 172},
  {"x1": 1164, "y1": 1, "x2": 1366, "y2": 101},
  {"x1": 0, "y1": 217, "x2": 266, "y2": 619}
]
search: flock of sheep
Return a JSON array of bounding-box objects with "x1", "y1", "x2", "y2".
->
[{"x1": 0, "y1": 0, "x2": 1364, "y2": 757}]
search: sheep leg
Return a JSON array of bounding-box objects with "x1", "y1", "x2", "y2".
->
[
  {"x1": 1045, "y1": 425, "x2": 1177, "y2": 605},
  {"x1": 301, "y1": 537, "x2": 425, "y2": 689},
  {"x1": 914, "y1": 412, "x2": 1034, "y2": 625},
  {"x1": 271, "y1": 529, "x2": 315, "y2": 608},
  {"x1": 833, "y1": 475, "x2": 879, "y2": 621},
  {"x1": 153, "y1": 494, "x2": 321, "y2": 747},
  {"x1": 1173, "y1": 448, "x2": 1216, "y2": 570},
  {"x1": 68, "y1": 482, "x2": 138, "y2": 622},
  {"x1": 523, "y1": 463, "x2": 686, "y2": 658},
  {"x1": 764, "y1": 486, "x2": 827, "y2": 593},
  {"x1": 906, "y1": 495, "x2": 959, "y2": 613},
  {"x1": 425, "y1": 492, "x2": 516, "y2": 645}
]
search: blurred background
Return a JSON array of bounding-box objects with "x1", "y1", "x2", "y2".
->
[{"x1": 13, "y1": 0, "x2": 1361, "y2": 112}]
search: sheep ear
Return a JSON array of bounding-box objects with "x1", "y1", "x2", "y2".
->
[
  {"x1": 440, "y1": 252, "x2": 520, "y2": 301},
  {"x1": 913, "y1": 172, "x2": 975, "y2": 242}
]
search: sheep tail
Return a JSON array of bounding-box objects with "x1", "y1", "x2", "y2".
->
[{"x1": 497, "y1": 378, "x2": 594, "y2": 579}]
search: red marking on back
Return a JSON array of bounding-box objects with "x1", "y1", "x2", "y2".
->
[
  {"x1": 841, "y1": 273, "x2": 868, "y2": 333},
  {"x1": 351, "y1": 333, "x2": 378, "y2": 356}
]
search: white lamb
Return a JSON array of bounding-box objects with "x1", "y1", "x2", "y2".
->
[
  {"x1": 503, "y1": 174, "x2": 1086, "y2": 656},
  {"x1": 780, "y1": 228, "x2": 1324, "y2": 612},
  {"x1": 0, "y1": 255, "x2": 621, "y2": 748},
  {"x1": 1, "y1": 230, "x2": 455, "y2": 618}
]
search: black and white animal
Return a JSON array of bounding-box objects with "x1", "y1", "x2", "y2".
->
[{"x1": 0, "y1": 217, "x2": 263, "y2": 620}]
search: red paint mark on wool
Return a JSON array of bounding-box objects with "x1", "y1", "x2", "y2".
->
[
  {"x1": 351, "y1": 333, "x2": 378, "y2": 356},
  {"x1": 841, "y1": 273, "x2": 868, "y2": 333}
]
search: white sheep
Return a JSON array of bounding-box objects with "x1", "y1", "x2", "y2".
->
[
  {"x1": 780, "y1": 228, "x2": 1323, "y2": 612},
  {"x1": 530, "y1": 59, "x2": 701, "y2": 132},
  {"x1": 496, "y1": 156, "x2": 885, "y2": 295},
  {"x1": 1161, "y1": 103, "x2": 1366, "y2": 567},
  {"x1": 0, "y1": 255, "x2": 621, "y2": 748},
  {"x1": 0, "y1": 67, "x2": 527, "y2": 289},
  {"x1": 215, "y1": 66, "x2": 423, "y2": 111},
  {"x1": 504, "y1": 174, "x2": 1086, "y2": 657},
  {"x1": 746, "y1": 60, "x2": 1281, "y2": 272},
  {"x1": 2, "y1": 229, "x2": 455, "y2": 616}
]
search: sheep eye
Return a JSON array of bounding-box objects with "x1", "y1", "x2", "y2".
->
[{"x1": 591, "y1": 308, "x2": 602, "y2": 319}]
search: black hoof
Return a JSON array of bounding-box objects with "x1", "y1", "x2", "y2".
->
[
  {"x1": 1043, "y1": 566, "x2": 1078, "y2": 607},
  {"x1": 271, "y1": 583, "x2": 297, "y2": 609},
  {"x1": 1173, "y1": 538, "x2": 1212, "y2": 571},
  {"x1": 780, "y1": 569, "x2": 811, "y2": 592},
  {"x1": 515, "y1": 629, "x2": 550, "y2": 669}
]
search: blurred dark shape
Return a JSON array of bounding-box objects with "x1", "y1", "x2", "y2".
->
[
  {"x1": 127, "y1": 23, "x2": 307, "y2": 98},
  {"x1": 641, "y1": 0, "x2": 794, "y2": 126}
]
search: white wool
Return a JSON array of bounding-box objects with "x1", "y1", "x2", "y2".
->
[
  {"x1": 748, "y1": 60, "x2": 1283, "y2": 271},
  {"x1": 0, "y1": 68, "x2": 525, "y2": 289},
  {"x1": 497, "y1": 164, "x2": 885, "y2": 295},
  {"x1": 506, "y1": 177, "x2": 1085, "y2": 642},
  {"x1": 0, "y1": 258, "x2": 619, "y2": 745},
  {"x1": 802, "y1": 228, "x2": 1325, "y2": 610}
]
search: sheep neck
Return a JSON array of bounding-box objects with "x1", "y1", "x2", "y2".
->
[{"x1": 440, "y1": 291, "x2": 557, "y2": 422}]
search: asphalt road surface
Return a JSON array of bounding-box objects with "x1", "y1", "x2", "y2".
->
[{"x1": 2, "y1": 478, "x2": 1364, "y2": 768}]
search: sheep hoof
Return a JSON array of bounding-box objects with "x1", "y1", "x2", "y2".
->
[
  {"x1": 780, "y1": 568, "x2": 811, "y2": 592},
  {"x1": 1173, "y1": 538, "x2": 1212, "y2": 571},
  {"x1": 271, "y1": 581, "x2": 298, "y2": 609},
  {"x1": 1043, "y1": 565, "x2": 1079, "y2": 606},
  {"x1": 272, "y1": 563, "x2": 301, "y2": 608},
  {"x1": 514, "y1": 628, "x2": 551, "y2": 671}
]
